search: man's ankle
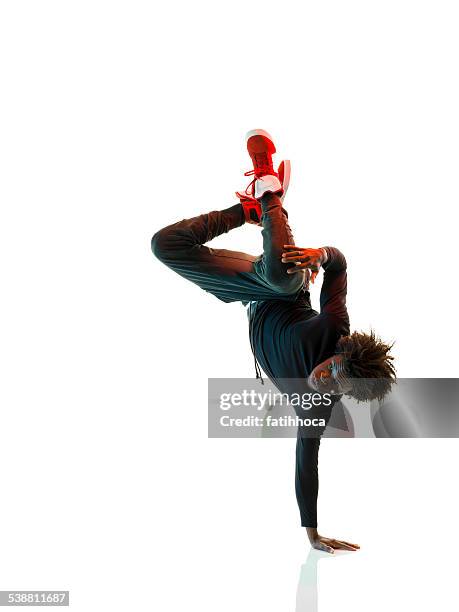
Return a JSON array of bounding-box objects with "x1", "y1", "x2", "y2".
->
[{"x1": 260, "y1": 191, "x2": 283, "y2": 206}]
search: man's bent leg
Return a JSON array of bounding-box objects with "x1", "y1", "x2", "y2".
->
[{"x1": 152, "y1": 203, "x2": 295, "y2": 303}]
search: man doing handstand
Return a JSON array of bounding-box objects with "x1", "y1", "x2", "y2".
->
[{"x1": 151, "y1": 130, "x2": 396, "y2": 553}]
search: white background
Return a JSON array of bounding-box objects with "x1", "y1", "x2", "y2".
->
[{"x1": 1, "y1": 1, "x2": 458, "y2": 610}]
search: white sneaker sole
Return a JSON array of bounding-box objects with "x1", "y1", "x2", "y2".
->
[
  {"x1": 245, "y1": 128, "x2": 275, "y2": 143},
  {"x1": 280, "y1": 159, "x2": 291, "y2": 203}
]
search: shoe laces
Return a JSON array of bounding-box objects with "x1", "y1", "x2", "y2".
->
[{"x1": 242, "y1": 153, "x2": 275, "y2": 196}]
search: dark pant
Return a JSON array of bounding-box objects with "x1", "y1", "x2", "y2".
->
[{"x1": 151, "y1": 193, "x2": 307, "y2": 303}]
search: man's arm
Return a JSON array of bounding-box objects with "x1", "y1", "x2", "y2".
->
[
  {"x1": 295, "y1": 435, "x2": 320, "y2": 529},
  {"x1": 319, "y1": 246, "x2": 348, "y2": 319},
  {"x1": 282, "y1": 244, "x2": 349, "y2": 324},
  {"x1": 296, "y1": 431, "x2": 360, "y2": 553}
]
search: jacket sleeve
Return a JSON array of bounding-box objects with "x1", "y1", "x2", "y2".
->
[
  {"x1": 295, "y1": 400, "x2": 334, "y2": 528},
  {"x1": 320, "y1": 246, "x2": 348, "y2": 320},
  {"x1": 295, "y1": 434, "x2": 321, "y2": 527}
]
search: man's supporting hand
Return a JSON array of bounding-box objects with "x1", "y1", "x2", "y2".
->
[
  {"x1": 306, "y1": 528, "x2": 360, "y2": 554},
  {"x1": 281, "y1": 246, "x2": 327, "y2": 283}
]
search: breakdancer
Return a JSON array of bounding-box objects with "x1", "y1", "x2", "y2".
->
[{"x1": 151, "y1": 130, "x2": 396, "y2": 553}]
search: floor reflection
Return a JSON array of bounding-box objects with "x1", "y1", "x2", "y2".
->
[{"x1": 295, "y1": 549, "x2": 352, "y2": 612}]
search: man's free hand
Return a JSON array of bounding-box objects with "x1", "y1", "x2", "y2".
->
[{"x1": 281, "y1": 245, "x2": 327, "y2": 284}]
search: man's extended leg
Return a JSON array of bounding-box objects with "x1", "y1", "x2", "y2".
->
[{"x1": 151, "y1": 197, "x2": 306, "y2": 304}]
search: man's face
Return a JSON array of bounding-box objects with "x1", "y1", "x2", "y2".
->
[{"x1": 307, "y1": 355, "x2": 353, "y2": 395}]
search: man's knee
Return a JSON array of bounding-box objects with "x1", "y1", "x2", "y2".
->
[
  {"x1": 151, "y1": 227, "x2": 173, "y2": 262},
  {"x1": 266, "y1": 269, "x2": 304, "y2": 296}
]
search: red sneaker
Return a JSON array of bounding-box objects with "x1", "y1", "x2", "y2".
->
[
  {"x1": 237, "y1": 159, "x2": 291, "y2": 225},
  {"x1": 239, "y1": 129, "x2": 283, "y2": 199}
]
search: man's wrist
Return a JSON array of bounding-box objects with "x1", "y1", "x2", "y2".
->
[{"x1": 306, "y1": 527, "x2": 318, "y2": 543}]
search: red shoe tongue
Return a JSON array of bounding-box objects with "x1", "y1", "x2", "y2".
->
[
  {"x1": 247, "y1": 134, "x2": 276, "y2": 155},
  {"x1": 252, "y1": 153, "x2": 274, "y2": 177}
]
